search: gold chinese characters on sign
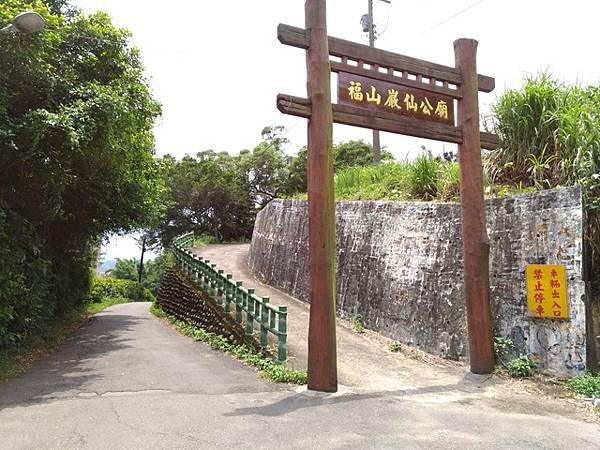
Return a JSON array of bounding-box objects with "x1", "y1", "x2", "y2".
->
[
  {"x1": 525, "y1": 264, "x2": 569, "y2": 319},
  {"x1": 338, "y1": 72, "x2": 454, "y2": 125}
]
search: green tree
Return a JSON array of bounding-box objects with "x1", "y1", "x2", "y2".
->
[
  {"x1": 107, "y1": 259, "x2": 138, "y2": 282},
  {"x1": 333, "y1": 140, "x2": 392, "y2": 171},
  {"x1": 239, "y1": 126, "x2": 291, "y2": 208},
  {"x1": 0, "y1": 1, "x2": 164, "y2": 346},
  {"x1": 160, "y1": 151, "x2": 255, "y2": 245},
  {"x1": 108, "y1": 254, "x2": 167, "y2": 294},
  {"x1": 285, "y1": 140, "x2": 394, "y2": 194}
]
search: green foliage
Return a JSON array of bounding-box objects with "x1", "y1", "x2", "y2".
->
[
  {"x1": 437, "y1": 161, "x2": 461, "y2": 201},
  {"x1": 108, "y1": 253, "x2": 168, "y2": 294},
  {"x1": 493, "y1": 336, "x2": 514, "y2": 362},
  {"x1": 568, "y1": 372, "x2": 600, "y2": 398},
  {"x1": 150, "y1": 304, "x2": 307, "y2": 384},
  {"x1": 333, "y1": 140, "x2": 393, "y2": 171},
  {"x1": 87, "y1": 277, "x2": 154, "y2": 304},
  {"x1": 389, "y1": 341, "x2": 403, "y2": 353},
  {"x1": 407, "y1": 152, "x2": 442, "y2": 200},
  {"x1": 334, "y1": 156, "x2": 462, "y2": 202},
  {"x1": 284, "y1": 140, "x2": 392, "y2": 194},
  {"x1": 489, "y1": 73, "x2": 600, "y2": 206},
  {"x1": 506, "y1": 355, "x2": 535, "y2": 378},
  {"x1": 142, "y1": 253, "x2": 169, "y2": 293},
  {"x1": 108, "y1": 258, "x2": 138, "y2": 282},
  {"x1": 159, "y1": 151, "x2": 256, "y2": 245},
  {"x1": 0, "y1": 1, "x2": 164, "y2": 350},
  {"x1": 194, "y1": 234, "x2": 220, "y2": 246},
  {"x1": 238, "y1": 126, "x2": 291, "y2": 208},
  {"x1": 352, "y1": 314, "x2": 365, "y2": 333}
]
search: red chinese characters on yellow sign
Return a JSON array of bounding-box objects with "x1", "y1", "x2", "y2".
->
[
  {"x1": 338, "y1": 72, "x2": 455, "y2": 125},
  {"x1": 525, "y1": 265, "x2": 569, "y2": 319}
]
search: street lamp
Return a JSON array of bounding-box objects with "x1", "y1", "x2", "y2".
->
[{"x1": 1, "y1": 11, "x2": 45, "y2": 34}]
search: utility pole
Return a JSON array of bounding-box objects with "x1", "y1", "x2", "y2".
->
[{"x1": 366, "y1": 0, "x2": 390, "y2": 163}]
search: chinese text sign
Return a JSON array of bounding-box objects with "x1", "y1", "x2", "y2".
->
[
  {"x1": 525, "y1": 264, "x2": 569, "y2": 319},
  {"x1": 337, "y1": 72, "x2": 455, "y2": 125}
]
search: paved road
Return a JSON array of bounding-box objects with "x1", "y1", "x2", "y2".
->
[{"x1": 1, "y1": 302, "x2": 599, "y2": 449}]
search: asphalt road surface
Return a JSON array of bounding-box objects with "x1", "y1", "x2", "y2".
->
[{"x1": 1, "y1": 302, "x2": 599, "y2": 449}]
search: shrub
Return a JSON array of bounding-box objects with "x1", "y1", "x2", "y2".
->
[
  {"x1": 437, "y1": 162, "x2": 460, "y2": 200},
  {"x1": 568, "y1": 372, "x2": 600, "y2": 398},
  {"x1": 389, "y1": 341, "x2": 403, "y2": 353},
  {"x1": 506, "y1": 355, "x2": 535, "y2": 378},
  {"x1": 87, "y1": 278, "x2": 154, "y2": 304},
  {"x1": 195, "y1": 234, "x2": 220, "y2": 246},
  {"x1": 493, "y1": 336, "x2": 514, "y2": 362},
  {"x1": 407, "y1": 152, "x2": 440, "y2": 200},
  {"x1": 352, "y1": 315, "x2": 365, "y2": 333}
]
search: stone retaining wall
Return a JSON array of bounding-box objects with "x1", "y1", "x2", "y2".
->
[{"x1": 248, "y1": 186, "x2": 592, "y2": 377}]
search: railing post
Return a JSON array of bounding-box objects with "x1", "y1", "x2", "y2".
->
[
  {"x1": 216, "y1": 269, "x2": 225, "y2": 306},
  {"x1": 202, "y1": 260, "x2": 210, "y2": 290},
  {"x1": 171, "y1": 234, "x2": 288, "y2": 366},
  {"x1": 193, "y1": 258, "x2": 201, "y2": 284},
  {"x1": 235, "y1": 281, "x2": 243, "y2": 323},
  {"x1": 278, "y1": 306, "x2": 288, "y2": 363},
  {"x1": 260, "y1": 297, "x2": 270, "y2": 349},
  {"x1": 246, "y1": 289, "x2": 255, "y2": 337},
  {"x1": 225, "y1": 274, "x2": 233, "y2": 313},
  {"x1": 209, "y1": 264, "x2": 219, "y2": 298}
]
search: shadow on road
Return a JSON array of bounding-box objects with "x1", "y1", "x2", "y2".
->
[
  {"x1": 0, "y1": 313, "x2": 142, "y2": 408},
  {"x1": 224, "y1": 380, "x2": 486, "y2": 418}
]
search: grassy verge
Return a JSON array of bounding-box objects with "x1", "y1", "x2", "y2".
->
[{"x1": 150, "y1": 304, "x2": 307, "y2": 385}]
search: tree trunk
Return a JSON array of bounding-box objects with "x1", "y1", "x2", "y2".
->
[{"x1": 138, "y1": 236, "x2": 146, "y2": 284}]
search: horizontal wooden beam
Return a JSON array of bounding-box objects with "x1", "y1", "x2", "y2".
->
[
  {"x1": 276, "y1": 94, "x2": 500, "y2": 150},
  {"x1": 278, "y1": 23, "x2": 495, "y2": 93},
  {"x1": 331, "y1": 61, "x2": 461, "y2": 98}
]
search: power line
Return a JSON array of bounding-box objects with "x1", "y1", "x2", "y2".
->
[{"x1": 424, "y1": 0, "x2": 487, "y2": 33}]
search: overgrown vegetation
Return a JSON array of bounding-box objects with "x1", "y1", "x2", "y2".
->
[
  {"x1": 150, "y1": 304, "x2": 307, "y2": 384},
  {"x1": 493, "y1": 336, "x2": 514, "y2": 362},
  {"x1": 489, "y1": 73, "x2": 600, "y2": 285},
  {"x1": 352, "y1": 315, "x2": 365, "y2": 333},
  {"x1": 389, "y1": 341, "x2": 403, "y2": 353},
  {"x1": 87, "y1": 278, "x2": 154, "y2": 305},
  {"x1": 493, "y1": 336, "x2": 535, "y2": 378},
  {"x1": 334, "y1": 154, "x2": 460, "y2": 201},
  {"x1": 505, "y1": 355, "x2": 535, "y2": 378},
  {"x1": 568, "y1": 372, "x2": 600, "y2": 399},
  {"x1": 0, "y1": 1, "x2": 164, "y2": 351}
]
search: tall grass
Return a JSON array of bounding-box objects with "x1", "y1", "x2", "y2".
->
[
  {"x1": 334, "y1": 154, "x2": 460, "y2": 202},
  {"x1": 488, "y1": 73, "x2": 600, "y2": 201}
]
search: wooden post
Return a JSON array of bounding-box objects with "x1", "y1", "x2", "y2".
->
[
  {"x1": 305, "y1": 0, "x2": 338, "y2": 392},
  {"x1": 454, "y1": 39, "x2": 494, "y2": 374}
]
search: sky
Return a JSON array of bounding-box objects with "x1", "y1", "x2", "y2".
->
[{"x1": 76, "y1": 0, "x2": 600, "y2": 260}]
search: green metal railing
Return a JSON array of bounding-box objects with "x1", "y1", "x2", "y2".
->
[{"x1": 172, "y1": 232, "x2": 287, "y2": 362}]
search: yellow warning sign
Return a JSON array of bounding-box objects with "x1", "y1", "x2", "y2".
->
[{"x1": 525, "y1": 264, "x2": 569, "y2": 319}]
